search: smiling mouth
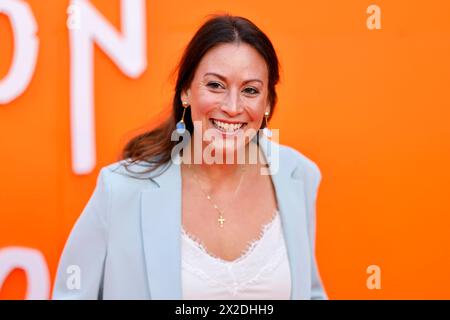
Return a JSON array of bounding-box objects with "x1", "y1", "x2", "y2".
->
[{"x1": 210, "y1": 119, "x2": 248, "y2": 133}]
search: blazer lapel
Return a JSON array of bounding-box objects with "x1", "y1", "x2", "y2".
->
[
  {"x1": 258, "y1": 136, "x2": 311, "y2": 299},
  {"x1": 140, "y1": 135, "x2": 311, "y2": 299},
  {"x1": 283, "y1": 177, "x2": 312, "y2": 300},
  {"x1": 140, "y1": 158, "x2": 183, "y2": 299}
]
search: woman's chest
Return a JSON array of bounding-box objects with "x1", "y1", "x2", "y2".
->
[{"x1": 181, "y1": 170, "x2": 279, "y2": 262}]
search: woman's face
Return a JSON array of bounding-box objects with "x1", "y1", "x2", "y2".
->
[{"x1": 181, "y1": 42, "x2": 270, "y2": 158}]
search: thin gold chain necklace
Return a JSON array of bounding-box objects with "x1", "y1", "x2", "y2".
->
[{"x1": 188, "y1": 163, "x2": 247, "y2": 228}]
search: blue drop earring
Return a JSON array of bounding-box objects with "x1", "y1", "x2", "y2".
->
[
  {"x1": 262, "y1": 111, "x2": 272, "y2": 138},
  {"x1": 176, "y1": 101, "x2": 189, "y2": 134}
]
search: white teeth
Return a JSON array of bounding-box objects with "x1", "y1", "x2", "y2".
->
[{"x1": 212, "y1": 119, "x2": 245, "y2": 132}]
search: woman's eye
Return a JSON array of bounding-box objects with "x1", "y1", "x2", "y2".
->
[
  {"x1": 244, "y1": 87, "x2": 259, "y2": 95},
  {"x1": 207, "y1": 82, "x2": 223, "y2": 89},
  {"x1": 207, "y1": 82, "x2": 259, "y2": 95}
]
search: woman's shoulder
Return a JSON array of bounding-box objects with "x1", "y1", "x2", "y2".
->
[
  {"x1": 98, "y1": 157, "x2": 170, "y2": 185},
  {"x1": 276, "y1": 142, "x2": 322, "y2": 182},
  {"x1": 98, "y1": 141, "x2": 321, "y2": 184}
]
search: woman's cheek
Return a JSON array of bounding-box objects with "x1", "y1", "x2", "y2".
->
[
  {"x1": 200, "y1": 98, "x2": 223, "y2": 115},
  {"x1": 245, "y1": 103, "x2": 263, "y2": 122},
  {"x1": 191, "y1": 101, "x2": 216, "y2": 123}
]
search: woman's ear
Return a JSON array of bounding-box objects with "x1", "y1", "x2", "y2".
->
[{"x1": 181, "y1": 88, "x2": 191, "y2": 103}]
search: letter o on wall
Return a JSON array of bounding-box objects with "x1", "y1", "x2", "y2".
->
[{"x1": 0, "y1": 247, "x2": 50, "y2": 299}]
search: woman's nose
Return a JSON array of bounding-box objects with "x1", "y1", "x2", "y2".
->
[{"x1": 220, "y1": 90, "x2": 243, "y2": 116}]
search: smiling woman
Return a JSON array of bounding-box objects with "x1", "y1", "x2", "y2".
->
[
  {"x1": 52, "y1": 13, "x2": 327, "y2": 300},
  {"x1": 181, "y1": 42, "x2": 268, "y2": 154}
]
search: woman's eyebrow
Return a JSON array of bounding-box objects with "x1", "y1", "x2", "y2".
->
[{"x1": 203, "y1": 72, "x2": 263, "y2": 85}]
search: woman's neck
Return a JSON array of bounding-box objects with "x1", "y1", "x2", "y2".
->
[{"x1": 180, "y1": 137, "x2": 266, "y2": 183}]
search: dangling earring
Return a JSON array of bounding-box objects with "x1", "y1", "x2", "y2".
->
[
  {"x1": 176, "y1": 101, "x2": 189, "y2": 134},
  {"x1": 262, "y1": 111, "x2": 272, "y2": 138}
]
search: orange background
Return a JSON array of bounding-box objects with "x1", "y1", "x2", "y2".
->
[{"x1": 1, "y1": 0, "x2": 449, "y2": 299}]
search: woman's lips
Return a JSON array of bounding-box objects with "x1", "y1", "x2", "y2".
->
[{"x1": 209, "y1": 118, "x2": 247, "y2": 135}]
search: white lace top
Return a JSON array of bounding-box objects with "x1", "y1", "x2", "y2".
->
[{"x1": 181, "y1": 210, "x2": 292, "y2": 299}]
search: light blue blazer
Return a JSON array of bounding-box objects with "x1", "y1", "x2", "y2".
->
[{"x1": 52, "y1": 135, "x2": 327, "y2": 300}]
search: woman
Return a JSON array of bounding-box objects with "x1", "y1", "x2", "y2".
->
[{"x1": 52, "y1": 14, "x2": 327, "y2": 300}]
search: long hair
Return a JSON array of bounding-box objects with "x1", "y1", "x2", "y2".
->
[{"x1": 119, "y1": 13, "x2": 280, "y2": 177}]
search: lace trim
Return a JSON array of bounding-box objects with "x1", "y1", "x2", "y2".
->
[
  {"x1": 181, "y1": 209, "x2": 280, "y2": 265},
  {"x1": 181, "y1": 216, "x2": 289, "y2": 296},
  {"x1": 182, "y1": 245, "x2": 287, "y2": 296}
]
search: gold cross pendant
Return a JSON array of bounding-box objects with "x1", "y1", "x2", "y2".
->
[{"x1": 218, "y1": 215, "x2": 226, "y2": 228}]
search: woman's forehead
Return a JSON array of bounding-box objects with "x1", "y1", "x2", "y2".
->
[{"x1": 196, "y1": 43, "x2": 268, "y2": 80}]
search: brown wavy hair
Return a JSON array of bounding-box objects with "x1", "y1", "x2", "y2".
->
[{"x1": 119, "y1": 13, "x2": 280, "y2": 177}]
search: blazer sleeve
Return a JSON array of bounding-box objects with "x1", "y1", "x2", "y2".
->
[
  {"x1": 52, "y1": 167, "x2": 110, "y2": 300},
  {"x1": 308, "y1": 163, "x2": 328, "y2": 300}
]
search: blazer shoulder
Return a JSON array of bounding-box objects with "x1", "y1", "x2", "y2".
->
[
  {"x1": 92, "y1": 159, "x2": 166, "y2": 196},
  {"x1": 279, "y1": 144, "x2": 322, "y2": 182},
  {"x1": 102, "y1": 158, "x2": 169, "y2": 179}
]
